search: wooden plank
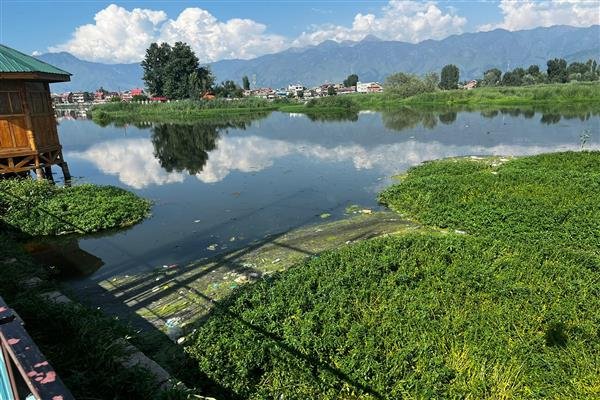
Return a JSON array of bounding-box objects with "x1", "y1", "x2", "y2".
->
[{"x1": 0, "y1": 296, "x2": 74, "y2": 400}]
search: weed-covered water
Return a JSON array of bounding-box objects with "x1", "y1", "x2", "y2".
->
[{"x1": 46, "y1": 107, "x2": 599, "y2": 282}]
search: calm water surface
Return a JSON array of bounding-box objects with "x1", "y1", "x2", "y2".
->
[{"x1": 49, "y1": 108, "x2": 599, "y2": 283}]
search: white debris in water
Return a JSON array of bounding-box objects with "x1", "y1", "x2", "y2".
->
[
  {"x1": 207, "y1": 244, "x2": 218, "y2": 251},
  {"x1": 361, "y1": 209, "x2": 373, "y2": 214},
  {"x1": 193, "y1": 220, "x2": 201, "y2": 223}
]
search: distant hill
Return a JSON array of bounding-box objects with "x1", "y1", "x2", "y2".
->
[
  {"x1": 38, "y1": 25, "x2": 599, "y2": 92},
  {"x1": 36, "y1": 52, "x2": 143, "y2": 93}
]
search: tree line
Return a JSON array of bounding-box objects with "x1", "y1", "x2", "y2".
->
[
  {"x1": 481, "y1": 58, "x2": 599, "y2": 86},
  {"x1": 384, "y1": 58, "x2": 599, "y2": 98}
]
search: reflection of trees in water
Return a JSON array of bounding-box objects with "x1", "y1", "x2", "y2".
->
[
  {"x1": 438, "y1": 111, "x2": 457, "y2": 125},
  {"x1": 540, "y1": 113, "x2": 562, "y2": 125},
  {"x1": 383, "y1": 105, "x2": 598, "y2": 132},
  {"x1": 382, "y1": 107, "x2": 455, "y2": 131},
  {"x1": 151, "y1": 114, "x2": 267, "y2": 175},
  {"x1": 152, "y1": 124, "x2": 220, "y2": 174},
  {"x1": 305, "y1": 110, "x2": 359, "y2": 122}
]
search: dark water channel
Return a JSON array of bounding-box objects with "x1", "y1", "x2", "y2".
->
[{"x1": 38, "y1": 106, "x2": 599, "y2": 287}]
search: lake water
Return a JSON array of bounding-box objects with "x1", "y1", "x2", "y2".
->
[{"x1": 48, "y1": 107, "x2": 599, "y2": 283}]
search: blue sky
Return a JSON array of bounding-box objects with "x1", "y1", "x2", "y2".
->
[{"x1": 1, "y1": 1, "x2": 598, "y2": 63}]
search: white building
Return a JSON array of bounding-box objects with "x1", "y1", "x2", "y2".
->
[
  {"x1": 357, "y1": 82, "x2": 384, "y2": 93},
  {"x1": 287, "y1": 84, "x2": 304, "y2": 96}
]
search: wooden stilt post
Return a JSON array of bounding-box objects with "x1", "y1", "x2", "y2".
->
[
  {"x1": 34, "y1": 155, "x2": 44, "y2": 180},
  {"x1": 44, "y1": 166, "x2": 54, "y2": 183},
  {"x1": 60, "y1": 162, "x2": 71, "y2": 185}
]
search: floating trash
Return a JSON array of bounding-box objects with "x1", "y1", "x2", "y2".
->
[
  {"x1": 360, "y1": 209, "x2": 372, "y2": 214},
  {"x1": 193, "y1": 219, "x2": 201, "y2": 223},
  {"x1": 320, "y1": 213, "x2": 331, "y2": 219},
  {"x1": 207, "y1": 244, "x2": 218, "y2": 251},
  {"x1": 165, "y1": 318, "x2": 183, "y2": 340}
]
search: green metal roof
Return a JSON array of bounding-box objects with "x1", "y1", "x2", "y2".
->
[{"x1": 0, "y1": 44, "x2": 70, "y2": 76}]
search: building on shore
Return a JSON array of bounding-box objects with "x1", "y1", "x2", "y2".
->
[
  {"x1": 357, "y1": 82, "x2": 384, "y2": 93},
  {"x1": 0, "y1": 44, "x2": 72, "y2": 181}
]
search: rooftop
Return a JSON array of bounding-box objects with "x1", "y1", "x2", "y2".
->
[{"x1": 0, "y1": 44, "x2": 71, "y2": 81}]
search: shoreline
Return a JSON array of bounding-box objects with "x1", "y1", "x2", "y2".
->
[{"x1": 89, "y1": 82, "x2": 600, "y2": 124}]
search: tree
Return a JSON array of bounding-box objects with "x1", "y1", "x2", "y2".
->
[
  {"x1": 141, "y1": 42, "x2": 172, "y2": 96},
  {"x1": 188, "y1": 67, "x2": 215, "y2": 99},
  {"x1": 327, "y1": 85, "x2": 336, "y2": 96},
  {"x1": 567, "y1": 62, "x2": 588, "y2": 75},
  {"x1": 439, "y1": 64, "x2": 459, "y2": 90},
  {"x1": 242, "y1": 75, "x2": 250, "y2": 90},
  {"x1": 482, "y1": 68, "x2": 502, "y2": 86},
  {"x1": 214, "y1": 80, "x2": 243, "y2": 98},
  {"x1": 522, "y1": 74, "x2": 536, "y2": 86},
  {"x1": 343, "y1": 74, "x2": 359, "y2": 87},
  {"x1": 501, "y1": 70, "x2": 522, "y2": 86},
  {"x1": 547, "y1": 58, "x2": 568, "y2": 83},
  {"x1": 163, "y1": 42, "x2": 202, "y2": 99},
  {"x1": 384, "y1": 72, "x2": 437, "y2": 98},
  {"x1": 527, "y1": 65, "x2": 540, "y2": 76},
  {"x1": 423, "y1": 72, "x2": 439, "y2": 92}
]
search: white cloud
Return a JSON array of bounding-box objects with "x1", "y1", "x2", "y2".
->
[
  {"x1": 479, "y1": 0, "x2": 600, "y2": 31},
  {"x1": 293, "y1": 1, "x2": 467, "y2": 46},
  {"x1": 50, "y1": 4, "x2": 288, "y2": 63},
  {"x1": 50, "y1": 4, "x2": 167, "y2": 63},
  {"x1": 68, "y1": 138, "x2": 185, "y2": 189},
  {"x1": 159, "y1": 8, "x2": 288, "y2": 62}
]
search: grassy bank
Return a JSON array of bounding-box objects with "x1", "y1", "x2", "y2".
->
[
  {"x1": 91, "y1": 82, "x2": 600, "y2": 125},
  {"x1": 354, "y1": 81, "x2": 600, "y2": 108},
  {"x1": 0, "y1": 179, "x2": 151, "y2": 235},
  {"x1": 186, "y1": 151, "x2": 600, "y2": 399},
  {"x1": 92, "y1": 97, "x2": 278, "y2": 124}
]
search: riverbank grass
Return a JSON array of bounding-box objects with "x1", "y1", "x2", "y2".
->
[
  {"x1": 186, "y1": 151, "x2": 600, "y2": 399},
  {"x1": 0, "y1": 179, "x2": 151, "y2": 235}
]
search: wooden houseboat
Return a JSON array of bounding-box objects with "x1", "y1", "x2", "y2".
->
[{"x1": 0, "y1": 44, "x2": 71, "y2": 181}]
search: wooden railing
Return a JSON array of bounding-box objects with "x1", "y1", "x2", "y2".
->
[{"x1": 0, "y1": 296, "x2": 73, "y2": 400}]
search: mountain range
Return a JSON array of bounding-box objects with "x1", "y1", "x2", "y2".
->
[{"x1": 37, "y1": 25, "x2": 600, "y2": 93}]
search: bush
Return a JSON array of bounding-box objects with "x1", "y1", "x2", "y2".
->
[
  {"x1": 384, "y1": 72, "x2": 439, "y2": 98},
  {"x1": 0, "y1": 179, "x2": 151, "y2": 235}
]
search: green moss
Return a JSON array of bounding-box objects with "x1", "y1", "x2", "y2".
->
[
  {"x1": 185, "y1": 152, "x2": 600, "y2": 399},
  {"x1": 0, "y1": 179, "x2": 151, "y2": 235}
]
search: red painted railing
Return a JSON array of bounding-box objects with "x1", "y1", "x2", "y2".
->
[{"x1": 0, "y1": 296, "x2": 74, "y2": 400}]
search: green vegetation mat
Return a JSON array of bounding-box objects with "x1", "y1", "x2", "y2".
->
[
  {"x1": 0, "y1": 179, "x2": 151, "y2": 235},
  {"x1": 187, "y1": 151, "x2": 600, "y2": 399}
]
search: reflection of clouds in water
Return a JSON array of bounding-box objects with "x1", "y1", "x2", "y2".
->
[
  {"x1": 68, "y1": 139, "x2": 185, "y2": 189},
  {"x1": 69, "y1": 135, "x2": 600, "y2": 187},
  {"x1": 198, "y1": 135, "x2": 600, "y2": 183},
  {"x1": 196, "y1": 136, "x2": 290, "y2": 183}
]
